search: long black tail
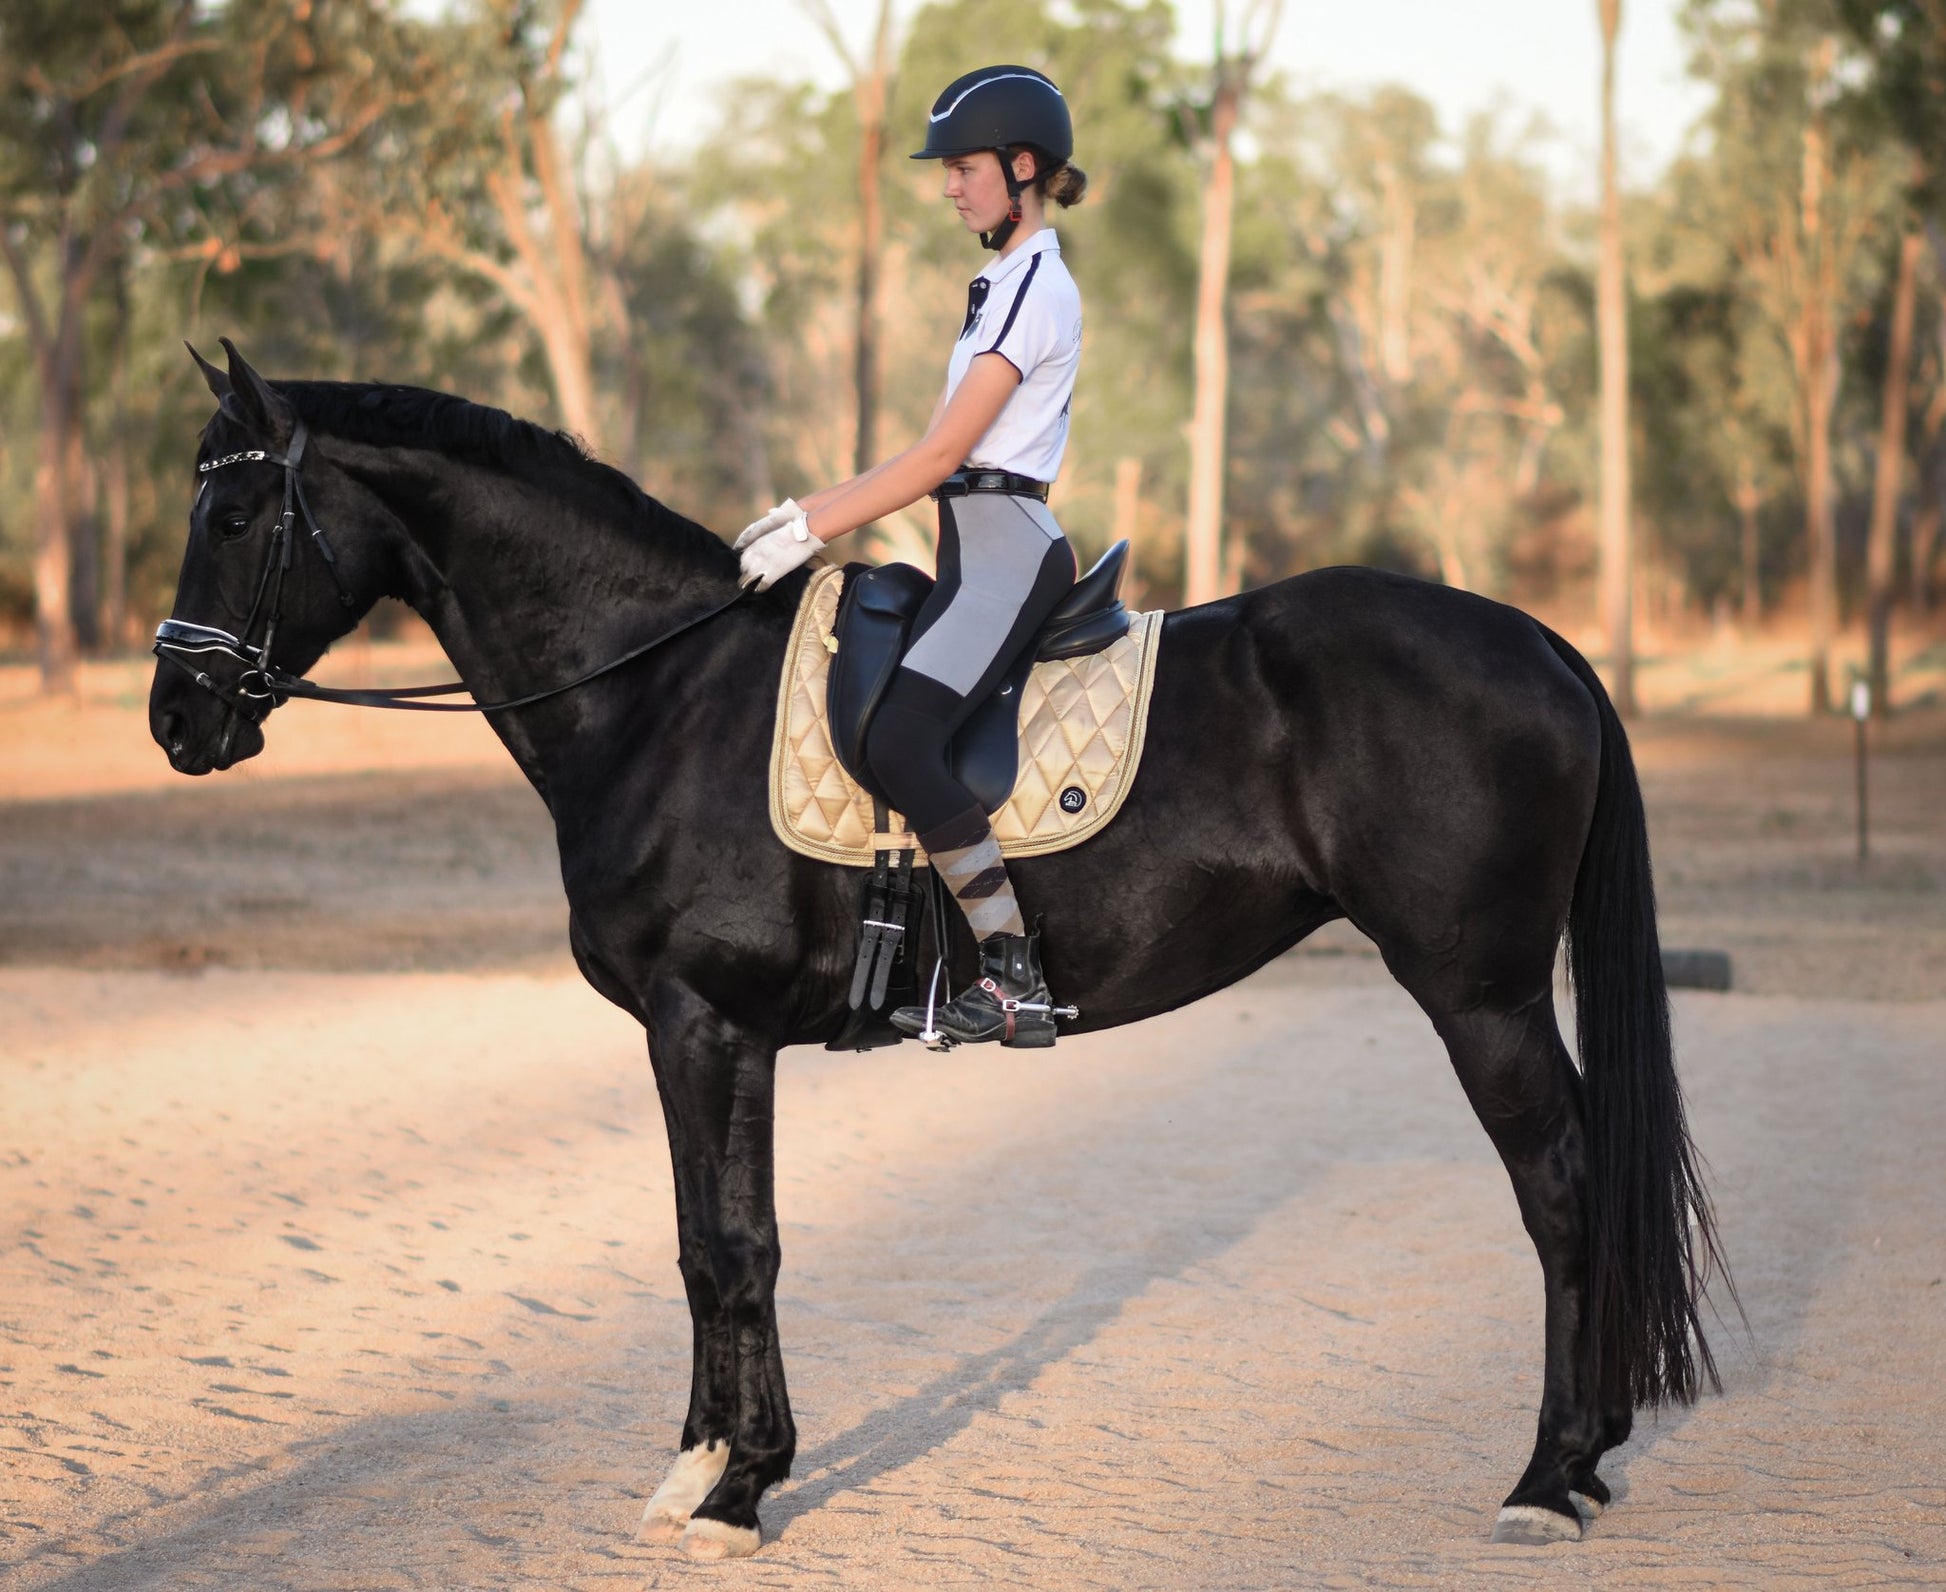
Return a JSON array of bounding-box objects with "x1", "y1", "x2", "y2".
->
[{"x1": 1545, "y1": 631, "x2": 1730, "y2": 1411}]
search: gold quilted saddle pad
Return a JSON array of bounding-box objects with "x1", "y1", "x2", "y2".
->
[{"x1": 770, "y1": 564, "x2": 1164, "y2": 865}]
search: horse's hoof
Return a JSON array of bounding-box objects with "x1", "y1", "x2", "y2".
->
[
  {"x1": 637, "y1": 1507, "x2": 688, "y2": 1545},
  {"x1": 1570, "y1": 1488, "x2": 1603, "y2": 1522},
  {"x1": 637, "y1": 1440, "x2": 729, "y2": 1543},
  {"x1": 1491, "y1": 1504, "x2": 1583, "y2": 1545},
  {"x1": 678, "y1": 1516, "x2": 762, "y2": 1560}
]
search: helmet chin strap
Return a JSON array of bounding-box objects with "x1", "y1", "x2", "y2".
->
[{"x1": 980, "y1": 150, "x2": 1029, "y2": 251}]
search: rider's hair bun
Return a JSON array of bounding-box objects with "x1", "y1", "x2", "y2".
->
[{"x1": 1039, "y1": 160, "x2": 1089, "y2": 208}]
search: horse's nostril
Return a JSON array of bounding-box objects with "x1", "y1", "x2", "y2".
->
[{"x1": 160, "y1": 711, "x2": 188, "y2": 757}]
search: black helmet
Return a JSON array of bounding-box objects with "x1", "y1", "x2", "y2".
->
[
  {"x1": 912, "y1": 66, "x2": 1071, "y2": 251},
  {"x1": 910, "y1": 65, "x2": 1072, "y2": 165}
]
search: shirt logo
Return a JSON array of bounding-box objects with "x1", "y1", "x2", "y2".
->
[{"x1": 959, "y1": 278, "x2": 990, "y2": 341}]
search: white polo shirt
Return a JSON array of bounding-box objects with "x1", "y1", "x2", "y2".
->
[{"x1": 941, "y1": 228, "x2": 1083, "y2": 483}]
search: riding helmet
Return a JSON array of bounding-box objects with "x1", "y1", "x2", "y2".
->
[
  {"x1": 910, "y1": 65, "x2": 1072, "y2": 166},
  {"x1": 912, "y1": 65, "x2": 1071, "y2": 250}
]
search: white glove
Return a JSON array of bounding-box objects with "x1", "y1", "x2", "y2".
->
[
  {"x1": 738, "y1": 510, "x2": 822, "y2": 590},
  {"x1": 735, "y1": 498, "x2": 803, "y2": 551}
]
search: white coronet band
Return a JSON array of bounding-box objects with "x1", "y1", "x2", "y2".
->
[
  {"x1": 639, "y1": 1440, "x2": 730, "y2": 1541},
  {"x1": 1491, "y1": 1503, "x2": 1584, "y2": 1544},
  {"x1": 678, "y1": 1516, "x2": 762, "y2": 1559}
]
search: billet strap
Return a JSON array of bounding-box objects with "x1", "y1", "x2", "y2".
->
[
  {"x1": 868, "y1": 848, "x2": 915, "y2": 1010},
  {"x1": 849, "y1": 841, "x2": 893, "y2": 1012},
  {"x1": 848, "y1": 801, "x2": 920, "y2": 1013}
]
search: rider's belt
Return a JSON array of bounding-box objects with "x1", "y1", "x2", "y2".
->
[{"x1": 931, "y1": 470, "x2": 1050, "y2": 502}]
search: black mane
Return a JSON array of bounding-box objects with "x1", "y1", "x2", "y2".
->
[
  {"x1": 276, "y1": 380, "x2": 590, "y2": 471},
  {"x1": 273, "y1": 379, "x2": 732, "y2": 565}
]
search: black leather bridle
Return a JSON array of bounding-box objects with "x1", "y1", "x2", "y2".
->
[{"x1": 154, "y1": 417, "x2": 748, "y2": 719}]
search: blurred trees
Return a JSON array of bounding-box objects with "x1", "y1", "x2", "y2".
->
[
  {"x1": 2, "y1": 0, "x2": 1942, "y2": 713},
  {"x1": 1182, "y1": 0, "x2": 1281, "y2": 604},
  {"x1": 0, "y1": 0, "x2": 390, "y2": 688},
  {"x1": 1596, "y1": 0, "x2": 1636, "y2": 713}
]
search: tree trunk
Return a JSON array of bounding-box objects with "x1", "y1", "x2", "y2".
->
[
  {"x1": 1909, "y1": 318, "x2": 1946, "y2": 619},
  {"x1": 1185, "y1": 75, "x2": 1240, "y2": 607},
  {"x1": 1865, "y1": 226, "x2": 1921, "y2": 716},
  {"x1": 105, "y1": 262, "x2": 132, "y2": 648},
  {"x1": 1805, "y1": 338, "x2": 1838, "y2": 715},
  {"x1": 1737, "y1": 467, "x2": 1763, "y2": 631},
  {"x1": 536, "y1": 308, "x2": 601, "y2": 447},
  {"x1": 1914, "y1": 444, "x2": 1943, "y2": 618},
  {"x1": 66, "y1": 415, "x2": 100, "y2": 652},
  {"x1": 850, "y1": 0, "x2": 892, "y2": 481},
  {"x1": 1596, "y1": 0, "x2": 1635, "y2": 714},
  {"x1": 33, "y1": 380, "x2": 79, "y2": 693},
  {"x1": 1802, "y1": 38, "x2": 1838, "y2": 716}
]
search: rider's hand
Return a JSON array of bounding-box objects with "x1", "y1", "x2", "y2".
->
[
  {"x1": 734, "y1": 498, "x2": 803, "y2": 552},
  {"x1": 738, "y1": 510, "x2": 821, "y2": 591}
]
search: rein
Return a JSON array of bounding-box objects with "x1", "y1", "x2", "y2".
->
[{"x1": 155, "y1": 418, "x2": 750, "y2": 717}]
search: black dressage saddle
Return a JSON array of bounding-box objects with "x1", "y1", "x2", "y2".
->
[{"x1": 827, "y1": 539, "x2": 1132, "y2": 817}]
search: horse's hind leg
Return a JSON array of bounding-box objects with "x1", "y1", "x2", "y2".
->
[
  {"x1": 638, "y1": 981, "x2": 795, "y2": 1559},
  {"x1": 1408, "y1": 978, "x2": 1607, "y2": 1543}
]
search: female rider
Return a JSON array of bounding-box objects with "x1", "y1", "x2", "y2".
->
[{"x1": 735, "y1": 64, "x2": 1087, "y2": 1049}]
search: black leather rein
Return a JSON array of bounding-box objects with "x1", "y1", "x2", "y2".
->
[{"x1": 155, "y1": 418, "x2": 750, "y2": 718}]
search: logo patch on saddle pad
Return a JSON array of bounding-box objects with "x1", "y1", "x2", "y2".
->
[{"x1": 769, "y1": 565, "x2": 1163, "y2": 865}]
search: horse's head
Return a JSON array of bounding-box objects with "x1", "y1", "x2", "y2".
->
[{"x1": 150, "y1": 340, "x2": 384, "y2": 773}]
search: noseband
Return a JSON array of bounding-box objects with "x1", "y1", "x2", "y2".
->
[{"x1": 155, "y1": 416, "x2": 749, "y2": 719}]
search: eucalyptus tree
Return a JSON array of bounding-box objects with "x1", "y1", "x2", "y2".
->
[
  {"x1": 0, "y1": 0, "x2": 387, "y2": 689},
  {"x1": 1181, "y1": 0, "x2": 1282, "y2": 605},
  {"x1": 348, "y1": 0, "x2": 619, "y2": 450},
  {"x1": 1596, "y1": 0, "x2": 1636, "y2": 712},
  {"x1": 801, "y1": 0, "x2": 901, "y2": 482},
  {"x1": 1837, "y1": 0, "x2": 1946, "y2": 704},
  {"x1": 1685, "y1": 0, "x2": 1905, "y2": 712}
]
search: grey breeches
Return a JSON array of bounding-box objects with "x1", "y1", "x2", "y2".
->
[{"x1": 863, "y1": 492, "x2": 1076, "y2": 834}]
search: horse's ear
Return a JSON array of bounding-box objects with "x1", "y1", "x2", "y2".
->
[
  {"x1": 217, "y1": 336, "x2": 294, "y2": 442},
  {"x1": 185, "y1": 341, "x2": 232, "y2": 402}
]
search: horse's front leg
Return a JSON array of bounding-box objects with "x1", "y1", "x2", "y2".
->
[{"x1": 636, "y1": 979, "x2": 794, "y2": 1560}]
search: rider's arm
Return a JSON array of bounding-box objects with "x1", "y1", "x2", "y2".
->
[{"x1": 799, "y1": 354, "x2": 1020, "y2": 543}]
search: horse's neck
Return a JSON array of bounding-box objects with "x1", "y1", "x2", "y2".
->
[{"x1": 378, "y1": 447, "x2": 735, "y2": 777}]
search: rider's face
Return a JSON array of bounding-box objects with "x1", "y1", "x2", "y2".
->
[{"x1": 942, "y1": 150, "x2": 1032, "y2": 235}]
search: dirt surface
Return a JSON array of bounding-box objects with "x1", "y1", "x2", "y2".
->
[{"x1": 2, "y1": 647, "x2": 1944, "y2": 1588}]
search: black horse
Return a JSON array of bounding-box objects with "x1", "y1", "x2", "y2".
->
[{"x1": 149, "y1": 342, "x2": 1724, "y2": 1559}]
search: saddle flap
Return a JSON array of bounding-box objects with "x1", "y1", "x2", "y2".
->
[
  {"x1": 827, "y1": 562, "x2": 933, "y2": 790},
  {"x1": 949, "y1": 647, "x2": 1037, "y2": 816}
]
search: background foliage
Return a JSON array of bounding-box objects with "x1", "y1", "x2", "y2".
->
[{"x1": 3, "y1": 0, "x2": 1942, "y2": 655}]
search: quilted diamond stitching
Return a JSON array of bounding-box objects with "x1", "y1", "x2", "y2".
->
[{"x1": 769, "y1": 568, "x2": 1160, "y2": 865}]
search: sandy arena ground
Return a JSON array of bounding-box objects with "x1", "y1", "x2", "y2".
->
[{"x1": 2, "y1": 644, "x2": 1944, "y2": 1589}]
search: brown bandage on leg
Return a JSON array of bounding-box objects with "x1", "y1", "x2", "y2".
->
[{"x1": 921, "y1": 807, "x2": 1026, "y2": 941}]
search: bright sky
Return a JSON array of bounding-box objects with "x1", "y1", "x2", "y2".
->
[{"x1": 583, "y1": 0, "x2": 1715, "y2": 199}]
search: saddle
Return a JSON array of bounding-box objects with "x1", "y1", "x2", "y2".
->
[
  {"x1": 767, "y1": 549, "x2": 1163, "y2": 1051},
  {"x1": 827, "y1": 540, "x2": 1135, "y2": 814}
]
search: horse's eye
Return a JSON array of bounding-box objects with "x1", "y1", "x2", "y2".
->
[{"x1": 217, "y1": 515, "x2": 254, "y2": 542}]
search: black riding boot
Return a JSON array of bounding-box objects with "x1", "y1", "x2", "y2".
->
[{"x1": 892, "y1": 929, "x2": 1064, "y2": 1048}]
